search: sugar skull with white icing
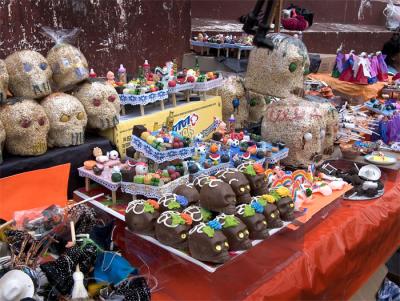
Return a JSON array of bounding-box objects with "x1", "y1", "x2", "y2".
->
[
  {"x1": 216, "y1": 168, "x2": 252, "y2": 204},
  {"x1": 215, "y1": 214, "x2": 251, "y2": 251},
  {"x1": 5, "y1": 50, "x2": 52, "y2": 99},
  {"x1": 155, "y1": 211, "x2": 192, "y2": 250},
  {"x1": 157, "y1": 193, "x2": 188, "y2": 213},
  {"x1": 74, "y1": 81, "x2": 120, "y2": 130},
  {"x1": 173, "y1": 183, "x2": 200, "y2": 205},
  {"x1": 0, "y1": 60, "x2": 9, "y2": 103},
  {"x1": 0, "y1": 99, "x2": 49, "y2": 156},
  {"x1": 125, "y1": 199, "x2": 160, "y2": 236},
  {"x1": 41, "y1": 92, "x2": 87, "y2": 147},
  {"x1": 199, "y1": 179, "x2": 237, "y2": 214},
  {"x1": 183, "y1": 205, "x2": 212, "y2": 226},
  {"x1": 236, "y1": 203, "x2": 269, "y2": 240}
]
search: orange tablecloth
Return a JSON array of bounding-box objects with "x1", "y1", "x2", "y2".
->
[
  {"x1": 114, "y1": 165, "x2": 400, "y2": 300},
  {"x1": 309, "y1": 73, "x2": 388, "y2": 101}
]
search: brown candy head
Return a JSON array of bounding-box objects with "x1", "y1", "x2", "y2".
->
[
  {"x1": 192, "y1": 174, "x2": 211, "y2": 192},
  {"x1": 41, "y1": 92, "x2": 87, "y2": 147},
  {"x1": 236, "y1": 204, "x2": 269, "y2": 240},
  {"x1": 173, "y1": 183, "x2": 200, "y2": 205},
  {"x1": 276, "y1": 196, "x2": 295, "y2": 221},
  {"x1": 183, "y1": 205, "x2": 212, "y2": 226},
  {"x1": 125, "y1": 200, "x2": 160, "y2": 236},
  {"x1": 0, "y1": 60, "x2": 9, "y2": 103},
  {"x1": 157, "y1": 193, "x2": 188, "y2": 213},
  {"x1": 216, "y1": 168, "x2": 252, "y2": 204},
  {"x1": 74, "y1": 81, "x2": 120, "y2": 130},
  {"x1": 251, "y1": 198, "x2": 283, "y2": 229},
  {"x1": 199, "y1": 179, "x2": 237, "y2": 214},
  {"x1": 5, "y1": 50, "x2": 52, "y2": 99},
  {"x1": 215, "y1": 214, "x2": 251, "y2": 251},
  {"x1": 47, "y1": 43, "x2": 89, "y2": 90},
  {"x1": 155, "y1": 211, "x2": 191, "y2": 250},
  {"x1": 0, "y1": 99, "x2": 49, "y2": 156},
  {"x1": 188, "y1": 223, "x2": 230, "y2": 263}
]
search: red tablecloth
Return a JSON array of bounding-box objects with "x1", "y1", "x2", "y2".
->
[{"x1": 114, "y1": 165, "x2": 400, "y2": 300}]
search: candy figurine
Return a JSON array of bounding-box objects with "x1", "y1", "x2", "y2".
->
[
  {"x1": 125, "y1": 200, "x2": 160, "y2": 236},
  {"x1": 89, "y1": 68, "x2": 97, "y2": 78},
  {"x1": 155, "y1": 211, "x2": 192, "y2": 250},
  {"x1": 106, "y1": 71, "x2": 115, "y2": 85},
  {"x1": 235, "y1": 203, "x2": 269, "y2": 240},
  {"x1": 215, "y1": 214, "x2": 252, "y2": 251}
]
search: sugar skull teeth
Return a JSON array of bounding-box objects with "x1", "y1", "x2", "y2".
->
[
  {"x1": 71, "y1": 132, "x2": 84, "y2": 145},
  {"x1": 32, "y1": 81, "x2": 51, "y2": 96}
]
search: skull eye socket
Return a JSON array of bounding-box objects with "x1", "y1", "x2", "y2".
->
[
  {"x1": 23, "y1": 63, "x2": 32, "y2": 72},
  {"x1": 20, "y1": 119, "x2": 32, "y2": 128},
  {"x1": 77, "y1": 112, "x2": 85, "y2": 120},
  {"x1": 180, "y1": 233, "x2": 187, "y2": 240},
  {"x1": 38, "y1": 117, "x2": 46, "y2": 126},
  {"x1": 39, "y1": 62, "x2": 48, "y2": 70},
  {"x1": 108, "y1": 95, "x2": 116, "y2": 102},
  {"x1": 92, "y1": 98, "x2": 101, "y2": 107},
  {"x1": 289, "y1": 62, "x2": 297, "y2": 73},
  {"x1": 240, "y1": 187, "x2": 245, "y2": 192},
  {"x1": 237, "y1": 231, "x2": 244, "y2": 239},
  {"x1": 60, "y1": 114, "x2": 70, "y2": 122},
  {"x1": 215, "y1": 244, "x2": 222, "y2": 252}
]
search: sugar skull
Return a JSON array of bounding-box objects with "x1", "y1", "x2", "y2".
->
[
  {"x1": 215, "y1": 214, "x2": 252, "y2": 251},
  {"x1": 188, "y1": 222, "x2": 230, "y2": 263},
  {"x1": 155, "y1": 211, "x2": 192, "y2": 250},
  {"x1": 173, "y1": 183, "x2": 200, "y2": 205},
  {"x1": 238, "y1": 163, "x2": 268, "y2": 196},
  {"x1": 0, "y1": 60, "x2": 9, "y2": 103},
  {"x1": 251, "y1": 197, "x2": 283, "y2": 229},
  {"x1": 276, "y1": 197, "x2": 295, "y2": 221},
  {"x1": 47, "y1": 43, "x2": 89, "y2": 90},
  {"x1": 0, "y1": 120, "x2": 5, "y2": 164},
  {"x1": 41, "y1": 92, "x2": 87, "y2": 147},
  {"x1": 5, "y1": 50, "x2": 52, "y2": 99},
  {"x1": 200, "y1": 179, "x2": 237, "y2": 214},
  {"x1": 192, "y1": 174, "x2": 211, "y2": 192},
  {"x1": 245, "y1": 33, "x2": 309, "y2": 98},
  {"x1": 0, "y1": 99, "x2": 49, "y2": 156},
  {"x1": 319, "y1": 101, "x2": 338, "y2": 155},
  {"x1": 236, "y1": 204, "x2": 269, "y2": 240},
  {"x1": 157, "y1": 193, "x2": 188, "y2": 213},
  {"x1": 183, "y1": 205, "x2": 212, "y2": 226},
  {"x1": 261, "y1": 96, "x2": 327, "y2": 167},
  {"x1": 74, "y1": 81, "x2": 120, "y2": 130},
  {"x1": 125, "y1": 200, "x2": 160, "y2": 236},
  {"x1": 216, "y1": 168, "x2": 252, "y2": 204}
]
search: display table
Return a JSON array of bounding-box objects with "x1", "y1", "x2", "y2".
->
[
  {"x1": 309, "y1": 73, "x2": 388, "y2": 102},
  {"x1": 111, "y1": 161, "x2": 400, "y2": 300}
]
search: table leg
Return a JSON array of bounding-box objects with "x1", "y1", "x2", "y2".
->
[
  {"x1": 140, "y1": 105, "x2": 144, "y2": 116},
  {"x1": 172, "y1": 93, "x2": 177, "y2": 107},
  {"x1": 111, "y1": 190, "x2": 117, "y2": 206},
  {"x1": 85, "y1": 177, "x2": 90, "y2": 192},
  {"x1": 160, "y1": 99, "x2": 165, "y2": 110},
  {"x1": 132, "y1": 195, "x2": 137, "y2": 201},
  {"x1": 120, "y1": 105, "x2": 126, "y2": 115},
  {"x1": 202, "y1": 92, "x2": 206, "y2": 100},
  {"x1": 226, "y1": 48, "x2": 229, "y2": 58},
  {"x1": 217, "y1": 48, "x2": 220, "y2": 57},
  {"x1": 186, "y1": 90, "x2": 190, "y2": 102},
  {"x1": 206, "y1": 47, "x2": 210, "y2": 55},
  {"x1": 237, "y1": 50, "x2": 241, "y2": 60}
]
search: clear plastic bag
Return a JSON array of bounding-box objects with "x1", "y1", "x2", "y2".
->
[{"x1": 384, "y1": 0, "x2": 400, "y2": 31}]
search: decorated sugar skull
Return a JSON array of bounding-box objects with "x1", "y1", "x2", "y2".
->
[
  {"x1": 41, "y1": 92, "x2": 87, "y2": 147},
  {"x1": 245, "y1": 33, "x2": 309, "y2": 98},
  {"x1": 262, "y1": 96, "x2": 327, "y2": 167},
  {"x1": 47, "y1": 43, "x2": 88, "y2": 90},
  {"x1": 0, "y1": 60, "x2": 9, "y2": 103},
  {"x1": 183, "y1": 205, "x2": 212, "y2": 226},
  {"x1": 157, "y1": 193, "x2": 189, "y2": 213},
  {"x1": 199, "y1": 179, "x2": 237, "y2": 214},
  {"x1": 193, "y1": 174, "x2": 211, "y2": 192},
  {"x1": 173, "y1": 183, "x2": 200, "y2": 205},
  {"x1": 5, "y1": 50, "x2": 52, "y2": 99},
  {"x1": 319, "y1": 101, "x2": 339, "y2": 155},
  {"x1": 155, "y1": 211, "x2": 192, "y2": 250},
  {"x1": 108, "y1": 150, "x2": 119, "y2": 160},
  {"x1": 74, "y1": 81, "x2": 120, "y2": 130},
  {"x1": 0, "y1": 120, "x2": 5, "y2": 163},
  {"x1": 251, "y1": 197, "x2": 283, "y2": 229},
  {"x1": 188, "y1": 222, "x2": 230, "y2": 263},
  {"x1": 0, "y1": 99, "x2": 49, "y2": 156},
  {"x1": 215, "y1": 214, "x2": 251, "y2": 251},
  {"x1": 216, "y1": 168, "x2": 252, "y2": 204},
  {"x1": 125, "y1": 199, "x2": 160, "y2": 236},
  {"x1": 236, "y1": 203, "x2": 269, "y2": 240},
  {"x1": 276, "y1": 196, "x2": 295, "y2": 221},
  {"x1": 238, "y1": 163, "x2": 268, "y2": 196}
]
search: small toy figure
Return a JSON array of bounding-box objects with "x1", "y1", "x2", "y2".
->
[
  {"x1": 106, "y1": 71, "x2": 115, "y2": 86},
  {"x1": 232, "y1": 97, "x2": 240, "y2": 113},
  {"x1": 135, "y1": 162, "x2": 148, "y2": 175}
]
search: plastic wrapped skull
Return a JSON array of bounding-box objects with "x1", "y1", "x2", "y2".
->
[
  {"x1": 0, "y1": 99, "x2": 49, "y2": 156},
  {"x1": 5, "y1": 50, "x2": 52, "y2": 99},
  {"x1": 41, "y1": 92, "x2": 87, "y2": 147},
  {"x1": 74, "y1": 81, "x2": 120, "y2": 130},
  {"x1": 245, "y1": 33, "x2": 309, "y2": 98},
  {"x1": 0, "y1": 60, "x2": 9, "y2": 103},
  {"x1": 0, "y1": 119, "x2": 5, "y2": 163}
]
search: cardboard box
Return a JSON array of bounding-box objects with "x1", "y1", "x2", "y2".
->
[
  {"x1": 100, "y1": 96, "x2": 222, "y2": 157},
  {"x1": 312, "y1": 53, "x2": 336, "y2": 74}
]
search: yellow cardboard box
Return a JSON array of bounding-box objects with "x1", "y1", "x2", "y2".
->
[{"x1": 100, "y1": 96, "x2": 222, "y2": 157}]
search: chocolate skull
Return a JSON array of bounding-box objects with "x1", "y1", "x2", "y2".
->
[
  {"x1": 0, "y1": 119, "x2": 5, "y2": 163},
  {"x1": 47, "y1": 43, "x2": 89, "y2": 90},
  {"x1": 236, "y1": 204, "x2": 269, "y2": 240},
  {"x1": 125, "y1": 200, "x2": 160, "y2": 236},
  {"x1": 74, "y1": 81, "x2": 120, "y2": 130},
  {"x1": 0, "y1": 99, "x2": 49, "y2": 156},
  {"x1": 251, "y1": 198, "x2": 283, "y2": 229},
  {"x1": 200, "y1": 179, "x2": 237, "y2": 214},
  {"x1": 173, "y1": 183, "x2": 200, "y2": 205},
  {"x1": 215, "y1": 214, "x2": 251, "y2": 251},
  {"x1": 5, "y1": 50, "x2": 52, "y2": 99},
  {"x1": 155, "y1": 211, "x2": 191, "y2": 250},
  {"x1": 192, "y1": 174, "x2": 211, "y2": 192},
  {"x1": 276, "y1": 197, "x2": 295, "y2": 221},
  {"x1": 158, "y1": 193, "x2": 188, "y2": 213},
  {"x1": 183, "y1": 205, "x2": 212, "y2": 226},
  {"x1": 0, "y1": 60, "x2": 9, "y2": 103},
  {"x1": 188, "y1": 222, "x2": 230, "y2": 263},
  {"x1": 216, "y1": 168, "x2": 252, "y2": 204},
  {"x1": 41, "y1": 92, "x2": 87, "y2": 147}
]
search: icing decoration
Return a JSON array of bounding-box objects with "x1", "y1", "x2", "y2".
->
[
  {"x1": 261, "y1": 194, "x2": 276, "y2": 204},
  {"x1": 171, "y1": 212, "x2": 186, "y2": 226},
  {"x1": 270, "y1": 191, "x2": 281, "y2": 201},
  {"x1": 143, "y1": 202, "x2": 155, "y2": 213},
  {"x1": 243, "y1": 205, "x2": 256, "y2": 217},
  {"x1": 176, "y1": 195, "x2": 189, "y2": 207},
  {"x1": 292, "y1": 170, "x2": 308, "y2": 184},
  {"x1": 253, "y1": 163, "x2": 264, "y2": 174},
  {"x1": 147, "y1": 199, "x2": 159, "y2": 209},
  {"x1": 264, "y1": 169, "x2": 274, "y2": 183},
  {"x1": 251, "y1": 201, "x2": 264, "y2": 214},
  {"x1": 203, "y1": 225, "x2": 215, "y2": 238},
  {"x1": 167, "y1": 200, "x2": 181, "y2": 210},
  {"x1": 200, "y1": 208, "x2": 212, "y2": 221},
  {"x1": 223, "y1": 215, "x2": 240, "y2": 228},
  {"x1": 305, "y1": 188, "x2": 313, "y2": 197},
  {"x1": 180, "y1": 213, "x2": 193, "y2": 225},
  {"x1": 280, "y1": 175, "x2": 293, "y2": 187},
  {"x1": 207, "y1": 219, "x2": 223, "y2": 230},
  {"x1": 276, "y1": 186, "x2": 291, "y2": 198},
  {"x1": 245, "y1": 165, "x2": 256, "y2": 176},
  {"x1": 256, "y1": 197, "x2": 267, "y2": 206}
]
